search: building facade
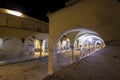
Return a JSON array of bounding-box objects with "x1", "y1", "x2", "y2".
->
[
  {"x1": 48, "y1": 0, "x2": 120, "y2": 74},
  {"x1": 0, "y1": 8, "x2": 48, "y2": 38},
  {"x1": 0, "y1": 8, "x2": 48, "y2": 62}
]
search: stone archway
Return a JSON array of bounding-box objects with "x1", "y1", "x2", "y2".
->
[
  {"x1": 0, "y1": 37, "x2": 22, "y2": 59},
  {"x1": 49, "y1": 28, "x2": 105, "y2": 74},
  {"x1": 74, "y1": 33, "x2": 105, "y2": 60},
  {"x1": 26, "y1": 33, "x2": 49, "y2": 58}
]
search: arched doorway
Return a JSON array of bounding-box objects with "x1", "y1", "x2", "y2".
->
[
  {"x1": 34, "y1": 39, "x2": 49, "y2": 58},
  {"x1": 53, "y1": 28, "x2": 105, "y2": 71}
]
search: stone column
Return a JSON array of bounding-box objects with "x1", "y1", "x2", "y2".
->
[
  {"x1": 48, "y1": 41, "x2": 58, "y2": 75},
  {"x1": 40, "y1": 40, "x2": 43, "y2": 57},
  {"x1": 20, "y1": 38, "x2": 25, "y2": 60},
  {"x1": 66, "y1": 40, "x2": 69, "y2": 50},
  {"x1": 48, "y1": 48, "x2": 54, "y2": 75},
  {"x1": 70, "y1": 44, "x2": 74, "y2": 64},
  {"x1": 60, "y1": 41, "x2": 62, "y2": 53}
]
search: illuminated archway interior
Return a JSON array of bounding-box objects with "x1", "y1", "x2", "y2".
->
[
  {"x1": 74, "y1": 34, "x2": 105, "y2": 59},
  {"x1": 55, "y1": 29, "x2": 105, "y2": 68},
  {"x1": 34, "y1": 39, "x2": 48, "y2": 58}
]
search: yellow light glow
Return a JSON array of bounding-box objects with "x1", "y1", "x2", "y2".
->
[
  {"x1": 66, "y1": 38, "x2": 70, "y2": 42},
  {"x1": 35, "y1": 40, "x2": 40, "y2": 49},
  {"x1": 5, "y1": 10, "x2": 23, "y2": 16},
  {"x1": 34, "y1": 52, "x2": 40, "y2": 58},
  {"x1": 42, "y1": 40, "x2": 45, "y2": 53}
]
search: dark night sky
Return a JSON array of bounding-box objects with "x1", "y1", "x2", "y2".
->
[{"x1": 0, "y1": 0, "x2": 69, "y2": 22}]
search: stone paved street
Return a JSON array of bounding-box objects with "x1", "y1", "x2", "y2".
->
[
  {"x1": 0, "y1": 57, "x2": 48, "y2": 80},
  {"x1": 0, "y1": 45, "x2": 119, "y2": 80},
  {"x1": 43, "y1": 45, "x2": 120, "y2": 80}
]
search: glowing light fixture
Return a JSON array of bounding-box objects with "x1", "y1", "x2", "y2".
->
[
  {"x1": 66, "y1": 38, "x2": 70, "y2": 42},
  {"x1": 88, "y1": 38, "x2": 93, "y2": 42},
  {"x1": 5, "y1": 9, "x2": 23, "y2": 17}
]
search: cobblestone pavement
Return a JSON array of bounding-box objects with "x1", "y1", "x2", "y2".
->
[
  {"x1": 0, "y1": 45, "x2": 120, "y2": 80},
  {"x1": 43, "y1": 45, "x2": 120, "y2": 80},
  {"x1": 0, "y1": 57, "x2": 48, "y2": 80}
]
